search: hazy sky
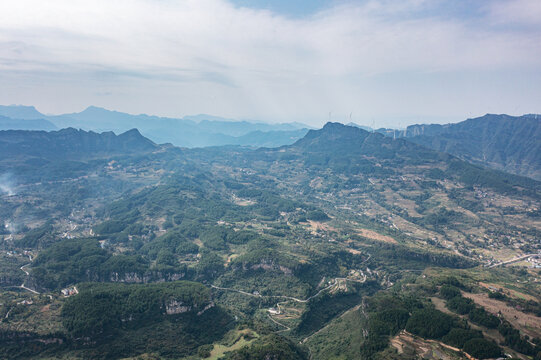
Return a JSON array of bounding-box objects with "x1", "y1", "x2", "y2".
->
[{"x1": 0, "y1": 0, "x2": 540, "y2": 127}]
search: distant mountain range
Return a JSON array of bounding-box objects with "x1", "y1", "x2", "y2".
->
[
  {"x1": 376, "y1": 114, "x2": 541, "y2": 180},
  {"x1": 0, "y1": 105, "x2": 309, "y2": 148},
  {"x1": 2, "y1": 105, "x2": 539, "y2": 180},
  {"x1": 0, "y1": 115, "x2": 57, "y2": 131}
]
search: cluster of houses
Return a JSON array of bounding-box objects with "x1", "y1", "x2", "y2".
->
[{"x1": 61, "y1": 286, "x2": 78, "y2": 297}]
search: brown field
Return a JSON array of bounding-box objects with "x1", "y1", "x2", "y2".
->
[
  {"x1": 478, "y1": 282, "x2": 538, "y2": 302},
  {"x1": 431, "y1": 297, "x2": 506, "y2": 345},
  {"x1": 356, "y1": 228, "x2": 397, "y2": 244},
  {"x1": 463, "y1": 292, "x2": 541, "y2": 339},
  {"x1": 307, "y1": 220, "x2": 337, "y2": 234},
  {"x1": 430, "y1": 297, "x2": 454, "y2": 315},
  {"x1": 231, "y1": 195, "x2": 255, "y2": 206},
  {"x1": 390, "y1": 331, "x2": 465, "y2": 360}
]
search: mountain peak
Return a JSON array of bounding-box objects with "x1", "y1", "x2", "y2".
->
[
  {"x1": 292, "y1": 122, "x2": 376, "y2": 152},
  {"x1": 82, "y1": 105, "x2": 111, "y2": 114},
  {"x1": 322, "y1": 121, "x2": 347, "y2": 130},
  {"x1": 317, "y1": 122, "x2": 371, "y2": 137},
  {"x1": 121, "y1": 128, "x2": 143, "y2": 136}
]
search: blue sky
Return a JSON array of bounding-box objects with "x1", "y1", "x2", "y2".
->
[
  {"x1": 0, "y1": 0, "x2": 540, "y2": 127},
  {"x1": 230, "y1": 0, "x2": 331, "y2": 17},
  {"x1": 230, "y1": 0, "x2": 481, "y2": 20}
]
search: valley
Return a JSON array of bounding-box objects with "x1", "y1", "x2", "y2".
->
[{"x1": 0, "y1": 122, "x2": 539, "y2": 359}]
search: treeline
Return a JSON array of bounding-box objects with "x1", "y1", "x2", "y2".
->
[
  {"x1": 488, "y1": 289, "x2": 541, "y2": 317},
  {"x1": 223, "y1": 334, "x2": 307, "y2": 360}
]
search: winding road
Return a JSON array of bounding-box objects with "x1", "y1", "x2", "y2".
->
[
  {"x1": 211, "y1": 271, "x2": 369, "y2": 333},
  {"x1": 487, "y1": 253, "x2": 540, "y2": 268},
  {"x1": 16, "y1": 254, "x2": 41, "y2": 295}
]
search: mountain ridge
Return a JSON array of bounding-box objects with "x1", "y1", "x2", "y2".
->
[
  {"x1": 285, "y1": 122, "x2": 540, "y2": 196},
  {"x1": 398, "y1": 114, "x2": 541, "y2": 180},
  {"x1": 0, "y1": 127, "x2": 158, "y2": 161},
  {"x1": 0, "y1": 115, "x2": 57, "y2": 131}
]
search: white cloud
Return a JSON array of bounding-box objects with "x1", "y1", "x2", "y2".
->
[
  {"x1": 486, "y1": 0, "x2": 541, "y2": 26},
  {"x1": 0, "y1": 0, "x2": 540, "y2": 126}
]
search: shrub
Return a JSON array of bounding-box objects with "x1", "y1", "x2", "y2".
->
[
  {"x1": 447, "y1": 296, "x2": 475, "y2": 315},
  {"x1": 463, "y1": 338, "x2": 502, "y2": 359},
  {"x1": 405, "y1": 309, "x2": 454, "y2": 339},
  {"x1": 439, "y1": 285, "x2": 461, "y2": 300},
  {"x1": 442, "y1": 328, "x2": 483, "y2": 348},
  {"x1": 468, "y1": 308, "x2": 500, "y2": 329}
]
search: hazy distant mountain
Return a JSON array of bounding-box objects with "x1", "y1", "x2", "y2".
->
[
  {"x1": 388, "y1": 114, "x2": 541, "y2": 180},
  {"x1": 0, "y1": 105, "x2": 46, "y2": 120},
  {"x1": 48, "y1": 105, "x2": 195, "y2": 133},
  {"x1": 24, "y1": 105, "x2": 310, "y2": 148},
  {"x1": 230, "y1": 128, "x2": 309, "y2": 147},
  {"x1": 0, "y1": 115, "x2": 57, "y2": 131},
  {"x1": 196, "y1": 119, "x2": 307, "y2": 136},
  {"x1": 0, "y1": 128, "x2": 157, "y2": 161}
]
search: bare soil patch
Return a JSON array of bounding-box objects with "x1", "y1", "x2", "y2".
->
[
  {"x1": 390, "y1": 331, "x2": 464, "y2": 360},
  {"x1": 478, "y1": 282, "x2": 538, "y2": 302},
  {"x1": 356, "y1": 228, "x2": 397, "y2": 244},
  {"x1": 307, "y1": 220, "x2": 336, "y2": 233}
]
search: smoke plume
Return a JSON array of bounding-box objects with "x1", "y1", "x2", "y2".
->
[{"x1": 0, "y1": 173, "x2": 16, "y2": 196}]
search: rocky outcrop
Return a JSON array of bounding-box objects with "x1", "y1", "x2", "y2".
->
[
  {"x1": 165, "y1": 300, "x2": 192, "y2": 315},
  {"x1": 197, "y1": 302, "x2": 215, "y2": 316},
  {"x1": 165, "y1": 299, "x2": 215, "y2": 315},
  {"x1": 109, "y1": 272, "x2": 150, "y2": 283},
  {"x1": 248, "y1": 261, "x2": 293, "y2": 275},
  {"x1": 108, "y1": 271, "x2": 186, "y2": 283}
]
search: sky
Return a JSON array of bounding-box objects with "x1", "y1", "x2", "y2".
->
[{"x1": 0, "y1": 0, "x2": 540, "y2": 128}]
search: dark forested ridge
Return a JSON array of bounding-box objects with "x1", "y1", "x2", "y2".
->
[{"x1": 0, "y1": 127, "x2": 158, "y2": 160}]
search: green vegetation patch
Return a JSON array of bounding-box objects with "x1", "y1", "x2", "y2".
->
[{"x1": 61, "y1": 281, "x2": 213, "y2": 337}]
